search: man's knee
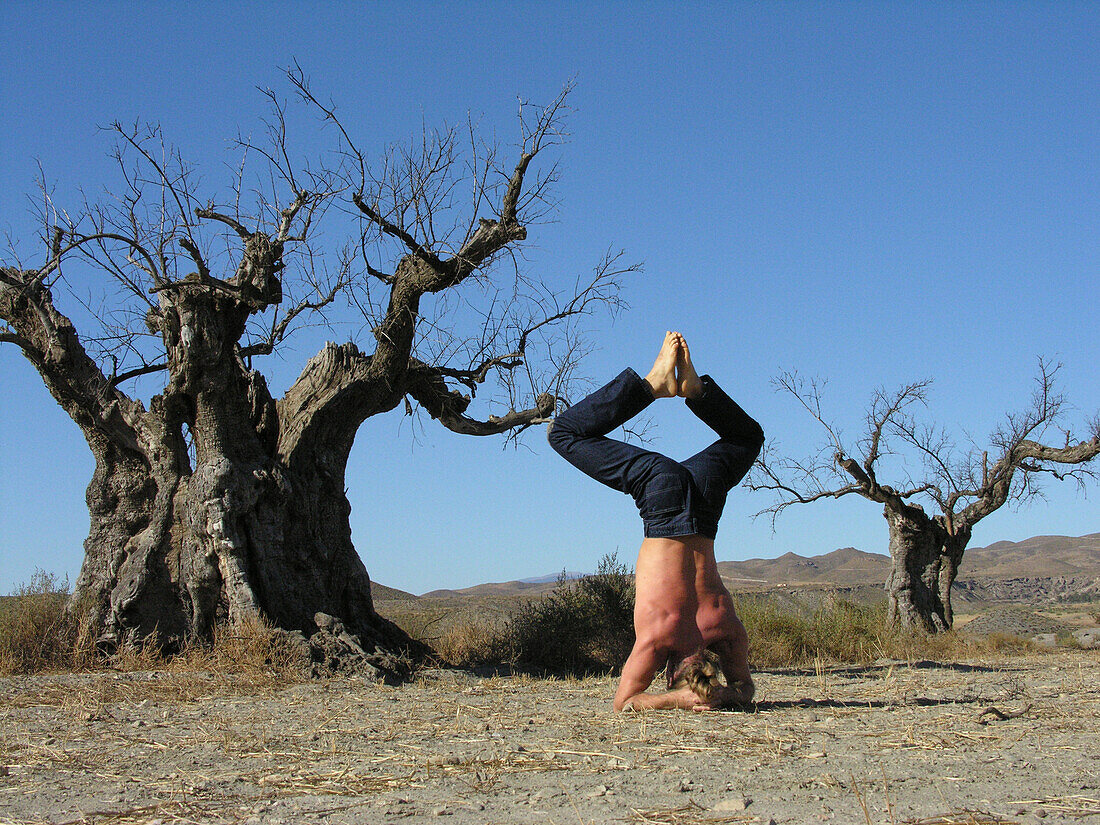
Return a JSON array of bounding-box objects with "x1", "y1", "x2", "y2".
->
[{"x1": 546, "y1": 416, "x2": 576, "y2": 457}]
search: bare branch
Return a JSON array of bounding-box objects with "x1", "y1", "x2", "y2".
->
[
  {"x1": 195, "y1": 207, "x2": 251, "y2": 240},
  {"x1": 760, "y1": 358, "x2": 1099, "y2": 537},
  {"x1": 351, "y1": 191, "x2": 444, "y2": 270},
  {"x1": 108, "y1": 360, "x2": 169, "y2": 388},
  {"x1": 404, "y1": 357, "x2": 556, "y2": 436}
]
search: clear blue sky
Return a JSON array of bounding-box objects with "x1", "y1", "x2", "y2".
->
[{"x1": 2, "y1": 2, "x2": 1098, "y2": 596}]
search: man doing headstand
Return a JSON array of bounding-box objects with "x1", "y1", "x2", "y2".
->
[{"x1": 548, "y1": 332, "x2": 764, "y2": 711}]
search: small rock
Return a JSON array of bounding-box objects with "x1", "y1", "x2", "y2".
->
[
  {"x1": 714, "y1": 796, "x2": 751, "y2": 812},
  {"x1": 587, "y1": 784, "x2": 609, "y2": 798},
  {"x1": 1072, "y1": 627, "x2": 1100, "y2": 648}
]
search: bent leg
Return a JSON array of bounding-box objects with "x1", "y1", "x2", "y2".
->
[
  {"x1": 680, "y1": 376, "x2": 764, "y2": 526},
  {"x1": 548, "y1": 367, "x2": 673, "y2": 497}
]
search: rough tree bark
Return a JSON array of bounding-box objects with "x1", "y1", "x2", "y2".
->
[
  {"x1": 1, "y1": 83, "x2": 627, "y2": 670},
  {"x1": 881, "y1": 505, "x2": 970, "y2": 632},
  {"x1": 752, "y1": 371, "x2": 1100, "y2": 632}
]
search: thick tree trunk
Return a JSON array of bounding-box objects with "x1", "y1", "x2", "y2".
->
[
  {"x1": 883, "y1": 505, "x2": 970, "y2": 633},
  {"x1": 73, "y1": 416, "x2": 421, "y2": 667},
  {"x1": 67, "y1": 291, "x2": 422, "y2": 670}
]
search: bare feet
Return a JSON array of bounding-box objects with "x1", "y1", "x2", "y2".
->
[
  {"x1": 644, "y1": 331, "x2": 680, "y2": 399},
  {"x1": 674, "y1": 333, "x2": 704, "y2": 399}
]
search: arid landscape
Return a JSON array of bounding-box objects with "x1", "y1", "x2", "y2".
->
[
  {"x1": 2, "y1": 652, "x2": 1098, "y2": 824},
  {"x1": 2, "y1": 534, "x2": 1098, "y2": 825},
  {"x1": 377, "y1": 534, "x2": 1100, "y2": 651}
]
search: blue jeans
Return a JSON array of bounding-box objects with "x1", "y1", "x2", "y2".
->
[{"x1": 548, "y1": 369, "x2": 764, "y2": 539}]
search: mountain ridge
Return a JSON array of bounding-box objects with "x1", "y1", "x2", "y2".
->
[{"x1": 373, "y1": 533, "x2": 1100, "y2": 601}]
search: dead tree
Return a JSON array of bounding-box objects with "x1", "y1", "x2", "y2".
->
[
  {"x1": 751, "y1": 364, "x2": 1100, "y2": 632},
  {"x1": 0, "y1": 78, "x2": 632, "y2": 666}
]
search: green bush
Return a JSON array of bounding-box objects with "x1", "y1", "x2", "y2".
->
[{"x1": 502, "y1": 552, "x2": 636, "y2": 676}]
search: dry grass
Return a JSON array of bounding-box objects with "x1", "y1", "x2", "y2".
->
[
  {"x1": 1, "y1": 571, "x2": 308, "y2": 682},
  {"x1": 434, "y1": 616, "x2": 510, "y2": 667},
  {"x1": 0, "y1": 566, "x2": 1059, "y2": 681},
  {"x1": 1, "y1": 652, "x2": 1095, "y2": 823},
  {"x1": 0, "y1": 570, "x2": 78, "y2": 674},
  {"x1": 628, "y1": 800, "x2": 755, "y2": 823},
  {"x1": 901, "y1": 812, "x2": 1018, "y2": 824}
]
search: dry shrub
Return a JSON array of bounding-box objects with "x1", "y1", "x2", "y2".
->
[
  {"x1": 493, "y1": 553, "x2": 636, "y2": 676},
  {"x1": 0, "y1": 570, "x2": 78, "y2": 674},
  {"x1": 434, "y1": 616, "x2": 509, "y2": 667}
]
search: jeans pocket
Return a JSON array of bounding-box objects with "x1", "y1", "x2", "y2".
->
[{"x1": 641, "y1": 479, "x2": 686, "y2": 518}]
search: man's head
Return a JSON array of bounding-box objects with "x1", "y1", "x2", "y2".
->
[{"x1": 666, "y1": 648, "x2": 722, "y2": 701}]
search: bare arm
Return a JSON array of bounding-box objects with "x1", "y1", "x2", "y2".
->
[
  {"x1": 708, "y1": 637, "x2": 755, "y2": 705},
  {"x1": 620, "y1": 687, "x2": 708, "y2": 711},
  {"x1": 615, "y1": 639, "x2": 706, "y2": 711}
]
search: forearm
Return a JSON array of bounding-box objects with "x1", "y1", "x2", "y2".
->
[{"x1": 619, "y1": 687, "x2": 703, "y2": 712}]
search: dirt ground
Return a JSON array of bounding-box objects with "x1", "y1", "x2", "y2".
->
[{"x1": 1, "y1": 652, "x2": 1098, "y2": 825}]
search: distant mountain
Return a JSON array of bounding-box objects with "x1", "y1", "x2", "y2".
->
[
  {"x1": 716, "y1": 547, "x2": 890, "y2": 589},
  {"x1": 716, "y1": 533, "x2": 1100, "y2": 589},
  {"x1": 372, "y1": 533, "x2": 1100, "y2": 600},
  {"x1": 416, "y1": 571, "x2": 585, "y2": 600},
  {"x1": 960, "y1": 533, "x2": 1100, "y2": 579},
  {"x1": 519, "y1": 571, "x2": 584, "y2": 584},
  {"x1": 370, "y1": 582, "x2": 419, "y2": 601},
  {"x1": 419, "y1": 578, "x2": 561, "y2": 600}
]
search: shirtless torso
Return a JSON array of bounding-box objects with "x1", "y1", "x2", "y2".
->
[{"x1": 613, "y1": 534, "x2": 754, "y2": 711}]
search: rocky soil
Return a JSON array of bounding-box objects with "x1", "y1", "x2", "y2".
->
[
  {"x1": 953, "y1": 577, "x2": 1100, "y2": 605},
  {"x1": 1, "y1": 652, "x2": 1098, "y2": 824}
]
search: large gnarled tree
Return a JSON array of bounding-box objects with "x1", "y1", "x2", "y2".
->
[
  {"x1": 0, "y1": 79, "x2": 631, "y2": 663},
  {"x1": 751, "y1": 364, "x2": 1100, "y2": 632}
]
